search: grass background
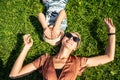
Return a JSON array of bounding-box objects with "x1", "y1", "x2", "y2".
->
[{"x1": 0, "y1": 0, "x2": 120, "y2": 80}]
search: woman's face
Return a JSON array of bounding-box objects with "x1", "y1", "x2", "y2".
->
[{"x1": 62, "y1": 32, "x2": 80, "y2": 51}]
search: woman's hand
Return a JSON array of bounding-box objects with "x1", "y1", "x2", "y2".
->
[
  {"x1": 104, "y1": 18, "x2": 115, "y2": 33},
  {"x1": 23, "y1": 34, "x2": 33, "y2": 48}
]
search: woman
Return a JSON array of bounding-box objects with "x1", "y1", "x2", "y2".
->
[
  {"x1": 9, "y1": 18, "x2": 116, "y2": 80},
  {"x1": 38, "y1": 0, "x2": 68, "y2": 46}
]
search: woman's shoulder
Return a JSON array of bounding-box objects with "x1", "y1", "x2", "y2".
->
[
  {"x1": 35, "y1": 53, "x2": 50, "y2": 60},
  {"x1": 41, "y1": 53, "x2": 50, "y2": 58}
]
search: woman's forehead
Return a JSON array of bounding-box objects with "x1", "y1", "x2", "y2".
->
[{"x1": 71, "y1": 33, "x2": 78, "y2": 37}]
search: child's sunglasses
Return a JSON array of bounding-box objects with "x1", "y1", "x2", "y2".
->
[{"x1": 64, "y1": 32, "x2": 80, "y2": 42}]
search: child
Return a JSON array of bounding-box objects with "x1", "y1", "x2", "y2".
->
[{"x1": 38, "y1": 0, "x2": 68, "y2": 46}]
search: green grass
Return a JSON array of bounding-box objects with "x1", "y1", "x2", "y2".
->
[{"x1": 0, "y1": 0, "x2": 120, "y2": 80}]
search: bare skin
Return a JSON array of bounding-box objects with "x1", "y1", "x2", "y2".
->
[
  {"x1": 86, "y1": 18, "x2": 116, "y2": 67},
  {"x1": 38, "y1": 9, "x2": 66, "y2": 39},
  {"x1": 9, "y1": 18, "x2": 115, "y2": 78}
]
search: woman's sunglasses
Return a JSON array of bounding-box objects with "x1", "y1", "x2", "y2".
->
[{"x1": 64, "y1": 32, "x2": 80, "y2": 42}]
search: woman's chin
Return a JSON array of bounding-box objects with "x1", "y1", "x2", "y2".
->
[{"x1": 64, "y1": 43, "x2": 73, "y2": 49}]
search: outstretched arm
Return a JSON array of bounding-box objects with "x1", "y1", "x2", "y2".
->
[
  {"x1": 9, "y1": 34, "x2": 36, "y2": 78},
  {"x1": 86, "y1": 18, "x2": 116, "y2": 67}
]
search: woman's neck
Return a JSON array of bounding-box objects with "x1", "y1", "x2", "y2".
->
[{"x1": 56, "y1": 46, "x2": 72, "y2": 59}]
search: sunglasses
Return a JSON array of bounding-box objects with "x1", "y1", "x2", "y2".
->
[{"x1": 65, "y1": 32, "x2": 80, "y2": 42}]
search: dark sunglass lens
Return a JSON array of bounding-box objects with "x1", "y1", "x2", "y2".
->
[
  {"x1": 65, "y1": 33, "x2": 72, "y2": 38},
  {"x1": 73, "y1": 37, "x2": 80, "y2": 42}
]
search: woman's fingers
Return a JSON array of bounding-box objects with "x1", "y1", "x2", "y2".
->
[
  {"x1": 23, "y1": 34, "x2": 33, "y2": 46},
  {"x1": 104, "y1": 18, "x2": 115, "y2": 33},
  {"x1": 23, "y1": 34, "x2": 30, "y2": 44},
  {"x1": 27, "y1": 36, "x2": 33, "y2": 44}
]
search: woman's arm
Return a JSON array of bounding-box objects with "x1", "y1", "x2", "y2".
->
[
  {"x1": 86, "y1": 18, "x2": 116, "y2": 67},
  {"x1": 9, "y1": 34, "x2": 37, "y2": 78}
]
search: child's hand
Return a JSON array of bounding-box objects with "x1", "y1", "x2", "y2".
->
[
  {"x1": 51, "y1": 29, "x2": 61, "y2": 39},
  {"x1": 44, "y1": 27, "x2": 52, "y2": 39}
]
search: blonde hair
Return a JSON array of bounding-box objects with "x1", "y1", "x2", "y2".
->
[{"x1": 43, "y1": 31, "x2": 64, "y2": 46}]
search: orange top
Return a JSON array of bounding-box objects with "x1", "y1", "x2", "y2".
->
[{"x1": 32, "y1": 54, "x2": 87, "y2": 80}]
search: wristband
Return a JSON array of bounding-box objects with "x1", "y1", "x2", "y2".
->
[{"x1": 108, "y1": 33, "x2": 115, "y2": 36}]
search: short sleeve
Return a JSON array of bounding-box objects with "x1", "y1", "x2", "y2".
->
[
  {"x1": 32, "y1": 54, "x2": 48, "y2": 69},
  {"x1": 77, "y1": 57, "x2": 88, "y2": 76}
]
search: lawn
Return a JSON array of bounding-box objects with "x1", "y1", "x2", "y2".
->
[{"x1": 0, "y1": 0, "x2": 120, "y2": 80}]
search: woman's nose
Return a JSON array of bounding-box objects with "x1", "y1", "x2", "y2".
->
[{"x1": 69, "y1": 37, "x2": 73, "y2": 41}]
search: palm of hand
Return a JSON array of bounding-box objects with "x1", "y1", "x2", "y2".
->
[{"x1": 104, "y1": 18, "x2": 115, "y2": 33}]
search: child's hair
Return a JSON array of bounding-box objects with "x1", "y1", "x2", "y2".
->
[{"x1": 43, "y1": 31, "x2": 64, "y2": 46}]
